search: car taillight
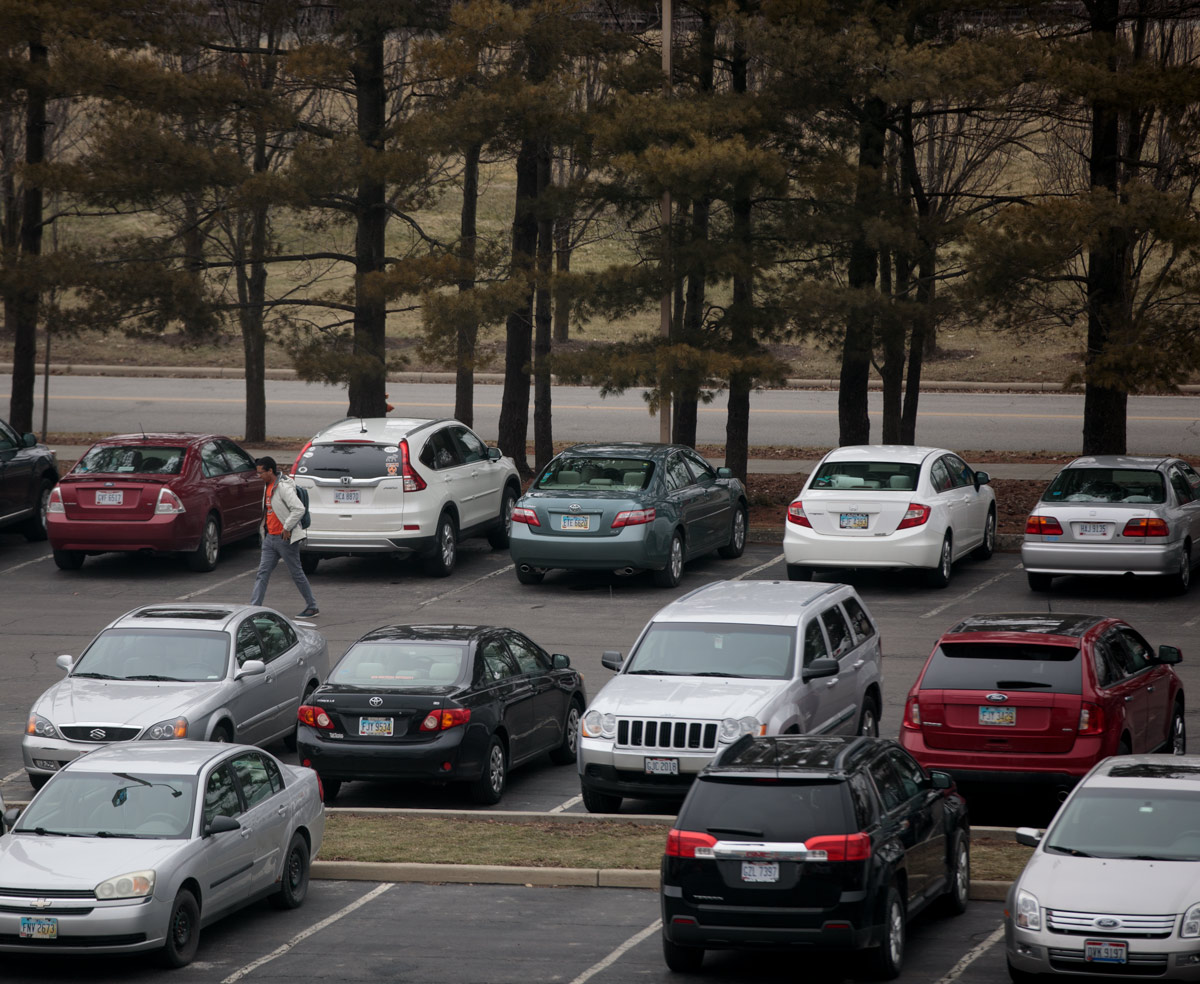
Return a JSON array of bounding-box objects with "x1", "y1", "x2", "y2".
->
[
  {"x1": 897, "y1": 503, "x2": 930, "y2": 529},
  {"x1": 804, "y1": 833, "x2": 872, "y2": 861},
  {"x1": 290, "y1": 440, "x2": 313, "y2": 475},
  {"x1": 315, "y1": 773, "x2": 324, "y2": 800},
  {"x1": 1025, "y1": 514, "x2": 1064, "y2": 536},
  {"x1": 154, "y1": 488, "x2": 186, "y2": 515},
  {"x1": 1078, "y1": 702, "x2": 1104, "y2": 735},
  {"x1": 400, "y1": 439, "x2": 426, "y2": 493},
  {"x1": 902, "y1": 696, "x2": 921, "y2": 730},
  {"x1": 419, "y1": 708, "x2": 471, "y2": 732},
  {"x1": 47, "y1": 486, "x2": 64, "y2": 513},
  {"x1": 612, "y1": 508, "x2": 655, "y2": 529},
  {"x1": 787, "y1": 501, "x2": 811, "y2": 527},
  {"x1": 665, "y1": 829, "x2": 718, "y2": 858},
  {"x1": 511, "y1": 507, "x2": 540, "y2": 527},
  {"x1": 1122, "y1": 517, "x2": 1168, "y2": 537},
  {"x1": 298, "y1": 704, "x2": 334, "y2": 730}
]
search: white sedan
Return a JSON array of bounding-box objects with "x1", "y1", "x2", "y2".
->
[{"x1": 783, "y1": 445, "x2": 996, "y2": 587}]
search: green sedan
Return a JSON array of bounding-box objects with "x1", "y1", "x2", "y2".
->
[{"x1": 509, "y1": 443, "x2": 748, "y2": 587}]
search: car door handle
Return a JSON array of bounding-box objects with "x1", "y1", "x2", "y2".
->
[
  {"x1": 240, "y1": 828, "x2": 253, "y2": 838},
  {"x1": 853, "y1": 659, "x2": 866, "y2": 669},
  {"x1": 825, "y1": 678, "x2": 839, "y2": 688},
  {"x1": 1146, "y1": 685, "x2": 1154, "y2": 692},
  {"x1": 277, "y1": 806, "x2": 287, "y2": 817},
  {"x1": 1125, "y1": 695, "x2": 1135, "y2": 702}
]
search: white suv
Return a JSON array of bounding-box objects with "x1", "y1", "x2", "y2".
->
[
  {"x1": 291, "y1": 417, "x2": 521, "y2": 576},
  {"x1": 577, "y1": 579, "x2": 883, "y2": 813}
]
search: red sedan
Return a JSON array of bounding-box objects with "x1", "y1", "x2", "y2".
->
[
  {"x1": 899, "y1": 612, "x2": 1185, "y2": 794},
  {"x1": 47, "y1": 434, "x2": 264, "y2": 571}
]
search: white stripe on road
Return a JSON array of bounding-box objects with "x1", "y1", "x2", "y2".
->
[
  {"x1": 549, "y1": 795, "x2": 582, "y2": 814},
  {"x1": 733, "y1": 553, "x2": 784, "y2": 580},
  {"x1": 415, "y1": 563, "x2": 514, "y2": 609},
  {"x1": 568, "y1": 919, "x2": 662, "y2": 984},
  {"x1": 175, "y1": 568, "x2": 254, "y2": 601},
  {"x1": 0, "y1": 554, "x2": 49, "y2": 576},
  {"x1": 221, "y1": 882, "x2": 393, "y2": 983},
  {"x1": 919, "y1": 564, "x2": 1022, "y2": 620},
  {"x1": 1, "y1": 769, "x2": 25, "y2": 784},
  {"x1": 1183, "y1": 611, "x2": 1200, "y2": 629},
  {"x1": 934, "y1": 923, "x2": 1006, "y2": 983}
]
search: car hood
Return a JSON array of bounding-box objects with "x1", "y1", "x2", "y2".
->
[
  {"x1": 1018, "y1": 851, "x2": 1200, "y2": 914},
  {"x1": 0, "y1": 834, "x2": 185, "y2": 891},
  {"x1": 589, "y1": 674, "x2": 782, "y2": 719},
  {"x1": 37, "y1": 679, "x2": 212, "y2": 727}
]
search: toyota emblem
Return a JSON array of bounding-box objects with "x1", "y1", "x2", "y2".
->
[
  {"x1": 89, "y1": 728, "x2": 107, "y2": 740},
  {"x1": 569, "y1": 503, "x2": 582, "y2": 512},
  {"x1": 369, "y1": 696, "x2": 383, "y2": 707},
  {"x1": 985, "y1": 693, "x2": 1008, "y2": 703}
]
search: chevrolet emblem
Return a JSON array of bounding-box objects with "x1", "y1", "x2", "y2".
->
[{"x1": 29, "y1": 899, "x2": 52, "y2": 910}]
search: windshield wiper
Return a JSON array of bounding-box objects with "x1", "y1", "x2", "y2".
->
[
  {"x1": 125, "y1": 675, "x2": 182, "y2": 682},
  {"x1": 70, "y1": 672, "x2": 118, "y2": 680},
  {"x1": 625, "y1": 669, "x2": 681, "y2": 675},
  {"x1": 690, "y1": 671, "x2": 739, "y2": 678},
  {"x1": 708, "y1": 826, "x2": 764, "y2": 837},
  {"x1": 994, "y1": 680, "x2": 1053, "y2": 689},
  {"x1": 1046, "y1": 843, "x2": 1093, "y2": 857},
  {"x1": 30, "y1": 827, "x2": 74, "y2": 837},
  {"x1": 93, "y1": 831, "x2": 139, "y2": 838}
]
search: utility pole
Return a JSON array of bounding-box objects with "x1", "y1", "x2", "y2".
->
[{"x1": 659, "y1": 0, "x2": 672, "y2": 444}]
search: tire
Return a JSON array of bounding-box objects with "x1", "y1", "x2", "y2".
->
[
  {"x1": 866, "y1": 884, "x2": 906, "y2": 980},
  {"x1": 653, "y1": 531, "x2": 684, "y2": 588},
  {"x1": 321, "y1": 777, "x2": 341, "y2": 804},
  {"x1": 21, "y1": 479, "x2": 53, "y2": 542},
  {"x1": 285, "y1": 685, "x2": 317, "y2": 752},
  {"x1": 927, "y1": 534, "x2": 953, "y2": 588},
  {"x1": 488, "y1": 485, "x2": 519, "y2": 550},
  {"x1": 787, "y1": 563, "x2": 813, "y2": 582},
  {"x1": 1166, "y1": 543, "x2": 1191, "y2": 595},
  {"x1": 271, "y1": 833, "x2": 310, "y2": 910},
  {"x1": 29, "y1": 773, "x2": 48, "y2": 791},
  {"x1": 424, "y1": 511, "x2": 457, "y2": 577},
  {"x1": 300, "y1": 553, "x2": 320, "y2": 575},
  {"x1": 469, "y1": 735, "x2": 507, "y2": 804},
  {"x1": 187, "y1": 513, "x2": 221, "y2": 572},
  {"x1": 973, "y1": 508, "x2": 996, "y2": 561},
  {"x1": 662, "y1": 937, "x2": 704, "y2": 973},
  {"x1": 718, "y1": 506, "x2": 747, "y2": 559},
  {"x1": 210, "y1": 723, "x2": 233, "y2": 744},
  {"x1": 549, "y1": 701, "x2": 582, "y2": 765},
  {"x1": 581, "y1": 786, "x2": 622, "y2": 814},
  {"x1": 857, "y1": 696, "x2": 880, "y2": 737},
  {"x1": 1026, "y1": 572, "x2": 1053, "y2": 592},
  {"x1": 943, "y1": 832, "x2": 970, "y2": 916},
  {"x1": 1169, "y1": 703, "x2": 1187, "y2": 755},
  {"x1": 52, "y1": 548, "x2": 85, "y2": 571},
  {"x1": 1118, "y1": 737, "x2": 1132, "y2": 756},
  {"x1": 515, "y1": 565, "x2": 545, "y2": 585},
  {"x1": 160, "y1": 889, "x2": 201, "y2": 968},
  {"x1": 1007, "y1": 959, "x2": 1040, "y2": 984}
]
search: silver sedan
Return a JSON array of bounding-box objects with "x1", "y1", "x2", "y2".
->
[
  {"x1": 1021, "y1": 455, "x2": 1200, "y2": 593},
  {"x1": 0, "y1": 741, "x2": 324, "y2": 967},
  {"x1": 22, "y1": 603, "x2": 329, "y2": 789}
]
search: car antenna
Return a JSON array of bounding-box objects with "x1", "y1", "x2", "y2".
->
[
  {"x1": 360, "y1": 417, "x2": 367, "y2": 434},
  {"x1": 140, "y1": 421, "x2": 147, "y2": 441}
]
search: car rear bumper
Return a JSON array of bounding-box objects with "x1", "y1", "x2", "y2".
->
[
  {"x1": 783, "y1": 523, "x2": 945, "y2": 570},
  {"x1": 47, "y1": 513, "x2": 199, "y2": 553},
  {"x1": 662, "y1": 893, "x2": 879, "y2": 951},
  {"x1": 1021, "y1": 540, "x2": 1179, "y2": 576},
  {"x1": 0, "y1": 895, "x2": 166, "y2": 955},
  {"x1": 301, "y1": 531, "x2": 438, "y2": 557},
  {"x1": 898, "y1": 729, "x2": 1104, "y2": 783},
  {"x1": 296, "y1": 726, "x2": 484, "y2": 782},
  {"x1": 509, "y1": 524, "x2": 664, "y2": 571}
]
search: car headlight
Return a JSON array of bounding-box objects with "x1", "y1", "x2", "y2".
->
[
  {"x1": 1015, "y1": 888, "x2": 1041, "y2": 930},
  {"x1": 1181, "y1": 902, "x2": 1200, "y2": 938},
  {"x1": 95, "y1": 870, "x2": 155, "y2": 900},
  {"x1": 719, "y1": 716, "x2": 763, "y2": 743},
  {"x1": 26, "y1": 713, "x2": 58, "y2": 739},
  {"x1": 141, "y1": 718, "x2": 188, "y2": 740},
  {"x1": 581, "y1": 710, "x2": 616, "y2": 739}
]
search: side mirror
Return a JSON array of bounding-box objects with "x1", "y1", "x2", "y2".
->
[
  {"x1": 1158, "y1": 644, "x2": 1183, "y2": 665},
  {"x1": 1015, "y1": 826, "x2": 1043, "y2": 848},
  {"x1": 2, "y1": 807, "x2": 20, "y2": 830},
  {"x1": 716, "y1": 466, "x2": 733, "y2": 479},
  {"x1": 236, "y1": 659, "x2": 266, "y2": 679},
  {"x1": 487, "y1": 446, "x2": 502, "y2": 461},
  {"x1": 22, "y1": 433, "x2": 37, "y2": 449},
  {"x1": 56, "y1": 654, "x2": 73, "y2": 672},
  {"x1": 929, "y1": 770, "x2": 953, "y2": 790},
  {"x1": 974, "y1": 471, "x2": 991, "y2": 489},
  {"x1": 204, "y1": 814, "x2": 241, "y2": 837},
  {"x1": 801, "y1": 657, "x2": 839, "y2": 682},
  {"x1": 601, "y1": 650, "x2": 623, "y2": 671},
  {"x1": 551, "y1": 653, "x2": 570, "y2": 669}
]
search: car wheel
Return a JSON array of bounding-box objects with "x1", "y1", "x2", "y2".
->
[
  {"x1": 1170, "y1": 704, "x2": 1186, "y2": 755},
  {"x1": 52, "y1": 548, "x2": 85, "y2": 571},
  {"x1": 515, "y1": 564, "x2": 545, "y2": 585},
  {"x1": 210, "y1": 723, "x2": 233, "y2": 743},
  {"x1": 718, "y1": 506, "x2": 747, "y2": 559},
  {"x1": 21, "y1": 479, "x2": 53, "y2": 542},
  {"x1": 469, "y1": 735, "x2": 507, "y2": 804},
  {"x1": 186, "y1": 513, "x2": 221, "y2": 572},
  {"x1": 271, "y1": 833, "x2": 310, "y2": 910},
  {"x1": 321, "y1": 777, "x2": 341, "y2": 804},
  {"x1": 662, "y1": 937, "x2": 704, "y2": 973},
  {"x1": 29, "y1": 773, "x2": 48, "y2": 791},
  {"x1": 1167, "y1": 543, "x2": 1191, "y2": 595},
  {"x1": 300, "y1": 553, "x2": 320, "y2": 575},
  {"x1": 1026, "y1": 572, "x2": 1053, "y2": 592},
  {"x1": 488, "y1": 485, "x2": 519, "y2": 550},
  {"x1": 582, "y1": 786, "x2": 622, "y2": 813},
  {"x1": 857, "y1": 696, "x2": 880, "y2": 737},
  {"x1": 943, "y1": 833, "x2": 970, "y2": 916},
  {"x1": 866, "y1": 884, "x2": 905, "y2": 980},
  {"x1": 160, "y1": 889, "x2": 201, "y2": 968},
  {"x1": 973, "y1": 508, "x2": 996, "y2": 560},
  {"x1": 424, "y1": 511, "x2": 457, "y2": 577},
  {"x1": 1007, "y1": 959, "x2": 1040, "y2": 984},
  {"x1": 549, "y1": 701, "x2": 582, "y2": 765},
  {"x1": 653, "y1": 531, "x2": 684, "y2": 588},
  {"x1": 285, "y1": 685, "x2": 317, "y2": 752},
  {"x1": 927, "y1": 534, "x2": 953, "y2": 588},
  {"x1": 1118, "y1": 737, "x2": 1132, "y2": 756},
  {"x1": 787, "y1": 563, "x2": 813, "y2": 582}
]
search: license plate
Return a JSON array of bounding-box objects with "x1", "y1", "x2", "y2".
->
[
  {"x1": 741, "y1": 861, "x2": 779, "y2": 883},
  {"x1": 334, "y1": 490, "x2": 360, "y2": 504},
  {"x1": 560, "y1": 515, "x2": 590, "y2": 531},
  {"x1": 644, "y1": 757, "x2": 679, "y2": 776},
  {"x1": 1077, "y1": 522, "x2": 1109, "y2": 537},
  {"x1": 839, "y1": 513, "x2": 868, "y2": 529},
  {"x1": 95, "y1": 491, "x2": 123, "y2": 505},
  {"x1": 19, "y1": 917, "x2": 57, "y2": 940},
  {"x1": 979, "y1": 706, "x2": 1016, "y2": 726},
  {"x1": 1084, "y1": 940, "x2": 1127, "y2": 964},
  {"x1": 358, "y1": 716, "x2": 393, "y2": 737}
]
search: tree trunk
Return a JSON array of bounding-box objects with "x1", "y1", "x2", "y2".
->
[
  {"x1": 533, "y1": 140, "x2": 553, "y2": 472},
  {"x1": 455, "y1": 141, "x2": 481, "y2": 427},
  {"x1": 879, "y1": 245, "x2": 905, "y2": 444},
  {"x1": 724, "y1": 28, "x2": 752, "y2": 483},
  {"x1": 900, "y1": 103, "x2": 935, "y2": 445},
  {"x1": 241, "y1": 111, "x2": 271, "y2": 442},
  {"x1": 552, "y1": 212, "x2": 571, "y2": 344}
]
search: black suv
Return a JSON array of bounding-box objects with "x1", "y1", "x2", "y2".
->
[
  {"x1": 0, "y1": 418, "x2": 57, "y2": 542},
  {"x1": 660, "y1": 735, "x2": 969, "y2": 978}
]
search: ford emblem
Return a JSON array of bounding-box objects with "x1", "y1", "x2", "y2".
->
[
  {"x1": 369, "y1": 696, "x2": 383, "y2": 707},
  {"x1": 985, "y1": 693, "x2": 1008, "y2": 703},
  {"x1": 1095, "y1": 917, "x2": 1121, "y2": 929}
]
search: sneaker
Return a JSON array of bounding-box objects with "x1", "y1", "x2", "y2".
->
[{"x1": 297, "y1": 606, "x2": 319, "y2": 618}]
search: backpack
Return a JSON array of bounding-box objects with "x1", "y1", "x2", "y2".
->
[{"x1": 294, "y1": 484, "x2": 312, "y2": 529}]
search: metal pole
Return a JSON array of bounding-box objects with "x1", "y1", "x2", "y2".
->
[{"x1": 659, "y1": 0, "x2": 672, "y2": 444}]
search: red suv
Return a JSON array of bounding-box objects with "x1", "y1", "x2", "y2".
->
[{"x1": 899, "y1": 613, "x2": 1185, "y2": 793}]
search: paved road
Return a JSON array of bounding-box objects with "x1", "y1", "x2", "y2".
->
[{"x1": 10, "y1": 375, "x2": 1200, "y2": 454}]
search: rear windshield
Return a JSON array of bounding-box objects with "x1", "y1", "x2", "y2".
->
[
  {"x1": 809, "y1": 461, "x2": 919, "y2": 492},
  {"x1": 1046, "y1": 787, "x2": 1200, "y2": 860},
  {"x1": 1043, "y1": 468, "x2": 1166, "y2": 504},
  {"x1": 73, "y1": 446, "x2": 186, "y2": 475},
  {"x1": 75, "y1": 628, "x2": 231, "y2": 682},
  {"x1": 920, "y1": 642, "x2": 1081, "y2": 693},
  {"x1": 330, "y1": 642, "x2": 468, "y2": 687},
  {"x1": 300, "y1": 443, "x2": 398, "y2": 480},
  {"x1": 626, "y1": 622, "x2": 795, "y2": 680},
  {"x1": 536, "y1": 456, "x2": 654, "y2": 491},
  {"x1": 680, "y1": 778, "x2": 852, "y2": 839}
]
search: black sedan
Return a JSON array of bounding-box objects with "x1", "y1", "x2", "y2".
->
[
  {"x1": 0, "y1": 417, "x2": 57, "y2": 542},
  {"x1": 296, "y1": 625, "x2": 586, "y2": 804}
]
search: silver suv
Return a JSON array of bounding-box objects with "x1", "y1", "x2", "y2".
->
[
  {"x1": 577, "y1": 579, "x2": 883, "y2": 812},
  {"x1": 292, "y1": 417, "x2": 521, "y2": 577}
]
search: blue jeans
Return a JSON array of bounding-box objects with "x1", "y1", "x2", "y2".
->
[{"x1": 249, "y1": 534, "x2": 317, "y2": 609}]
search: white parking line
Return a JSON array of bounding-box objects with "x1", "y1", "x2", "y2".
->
[
  {"x1": 415, "y1": 563, "x2": 514, "y2": 609},
  {"x1": 1184, "y1": 611, "x2": 1200, "y2": 629},
  {"x1": 549, "y1": 795, "x2": 582, "y2": 813},
  {"x1": 1, "y1": 769, "x2": 24, "y2": 784},
  {"x1": 934, "y1": 923, "x2": 1006, "y2": 983},
  {"x1": 919, "y1": 564, "x2": 1022, "y2": 620},
  {"x1": 221, "y1": 882, "x2": 393, "y2": 983},
  {"x1": 568, "y1": 919, "x2": 662, "y2": 984},
  {"x1": 0, "y1": 554, "x2": 49, "y2": 576},
  {"x1": 733, "y1": 553, "x2": 784, "y2": 580},
  {"x1": 175, "y1": 569, "x2": 254, "y2": 601}
]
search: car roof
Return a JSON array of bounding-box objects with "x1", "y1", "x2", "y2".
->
[
  {"x1": 1063, "y1": 455, "x2": 1174, "y2": 469},
  {"x1": 310, "y1": 417, "x2": 448, "y2": 444},
  {"x1": 111, "y1": 603, "x2": 260, "y2": 632},
  {"x1": 942, "y1": 612, "x2": 1101, "y2": 641},
  {"x1": 648, "y1": 580, "x2": 851, "y2": 627},
  {"x1": 87, "y1": 433, "x2": 220, "y2": 447},
  {"x1": 62, "y1": 740, "x2": 249, "y2": 775},
  {"x1": 1082, "y1": 754, "x2": 1200, "y2": 790},
  {"x1": 705, "y1": 735, "x2": 894, "y2": 779},
  {"x1": 560, "y1": 443, "x2": 674, "y2": 459},
  {"x1": 820, "y1": 445, "x2": 948, "y2": 465},
  {"x1": 353, "y1": 624, "x2": 492, "y2": 645}
]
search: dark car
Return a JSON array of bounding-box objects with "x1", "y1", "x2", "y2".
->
[
  {"x1": 509, "y1": 442, "x2": 748, "y2": 587},
  {"x1": 47, "y1": 433, "x2": 264, "y2": 571},
  {"x1": 899, "y1": 613, "x2": 1185, "y2": 795},
  {"x1": 660, "y1": 735, "x2": 969, "y2": 978},
  {"x1": 0, "y1": 417, "x2": 57, "y2": 542},
  {"x1": 297, "y1": 624, "x2": 587, "y2": 805}
]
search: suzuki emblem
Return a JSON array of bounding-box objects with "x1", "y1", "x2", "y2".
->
[
  {"x1": 985, "y1": 693, "x2": 1008, "y2": 703},
  {"x1": 369, "y1": 696, "x2": 383, "y2": 707},
  {"x1": 89, "y1": 728, "x2": 107, "y2": 740}
]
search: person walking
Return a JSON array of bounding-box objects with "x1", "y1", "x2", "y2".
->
[{"x1": 249, "y1": 456, "x2": 319, "y2": 617}]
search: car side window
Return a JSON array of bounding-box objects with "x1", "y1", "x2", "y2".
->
[
  {"x1": 505, "y1": 634, "x2": 549, "y2": 675},
  {"x1": 887, "y1": 749, "x2": 926, "y2": 799},
  {"x1": 665, "y1": 454, "x2": 692, "y2": 492},
  {"x1": 1117, "y1": 627, "x2": 1154, "y2": 669},
  {"x1": 867, "y1": 758, "x2": 906, "y2": 813},
  {"x1": 681, "y1": 450, "x2": 717, "y2": 486},
  {"x1": 219, "y1": 440, "x2": 257, "y2": 473},
  {"x1": 943, "y1": 454, "x2": 973, "y2": 489},
  {"x1": 842, "y1": 597, "x2": 875, "y2": 644},
  {"x1": 820, "y1": 607, "x2": 853, "y2": 660},
  {"x1": 0, "y1": 420, "x2": 19, "y2": 450},
  {"x1": 847, "y1": 773, "x2": 879, "y2": 828},
  {"x1": 236, "y1": 621, "x2": 263, "y2": 666},
  {"x1": 1169, "y1": 467, "x2": 1194, "y2": 504},
  {"x1": 1182, "y1": 462, "x2": 1200, "y2": 496},
  {"x1": 1091, "y1": 638, "x2": 1121, "y2": 687},
  {"x1": 480, "y1": 639, "x2": 518, "y2": 682},
  {"x1": 203, "y1": 764, "x2": 242, "y2": 826},
  {"x1": 449, "y1": 426, "x2": 487, "y2": 465},
  {"x1": 200, "y1": 441, "x2": 232, "y2": 478},
  {"x1": 802, "y1": 620, "x2": 829, "y2": 666},
  {"x1": 231, "y1": 752, "x2": 275, "y2": 810},
  {"x1": 250, "y1": 613, "x2": 296, "y2": 662},
  {"x1": 929, "y1": 459, "x2": 953, "y2": 493},
  {"x1": 264, "y1": 756, "x2": 285, "y2": 793},
  {"x1": 421, "y1": 430, "x2": 461, "y2": 471},
  {"x1": 1106, "y1": 629, "x2": 1149, "y2": 675}
]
